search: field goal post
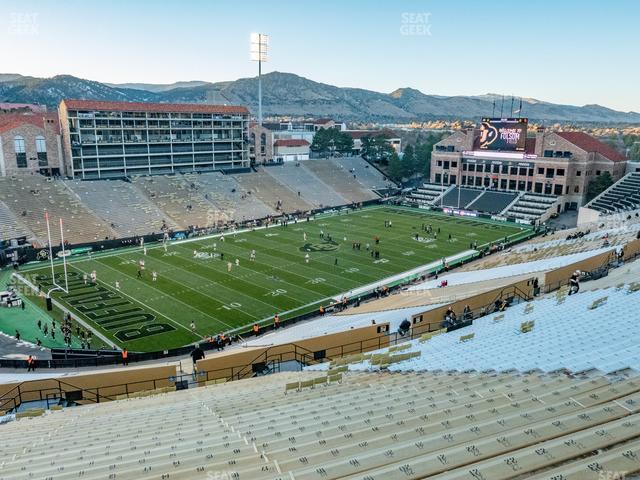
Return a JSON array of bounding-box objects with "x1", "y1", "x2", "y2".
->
[{"x1": 45, "y1": 211, "x2": 70, "y2": 297}]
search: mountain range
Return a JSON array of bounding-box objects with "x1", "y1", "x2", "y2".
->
[{"x1": 1, "y1": 71, "x2": 638, "y2": 124}]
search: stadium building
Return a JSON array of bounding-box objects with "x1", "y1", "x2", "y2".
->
[
  {"x1": 58, "y1": 99, "x2": 250, "y2": 179},
  {"x1": 430, "y1": 121, "x2": 627, "y2": 212},
  {"x1": 0, "y1": 111, "x2": 63, "y2": 177}
]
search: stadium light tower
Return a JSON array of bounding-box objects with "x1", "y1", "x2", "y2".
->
[{"x1": 250, "y1": 33, "x2": 269, "y2": 126}]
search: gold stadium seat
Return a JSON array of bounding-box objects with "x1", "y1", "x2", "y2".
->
[{"x1": 459, "y1": 333, "x2": 475, "y2": 342}]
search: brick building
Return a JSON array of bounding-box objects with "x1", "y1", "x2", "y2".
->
[
  {"x1": 430, "y1": 127, "x2": 627, "y2": 210},
  {"x1": 0, "y1": 112, "x2": 63, "y2": 177},
  {"x1": 273, "y1": 139, "x2": 310, "y2": 162}
]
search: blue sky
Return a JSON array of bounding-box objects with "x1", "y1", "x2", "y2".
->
[{"x1": 2, "y1": 0, "x2": 639, "y2": 112}]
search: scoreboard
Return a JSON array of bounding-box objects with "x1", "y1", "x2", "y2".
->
[{"x1": 479, "y1": 118, "x2": 528, "y2": 152}]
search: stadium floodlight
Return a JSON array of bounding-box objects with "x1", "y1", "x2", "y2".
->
[{"x1": 250, "y1": 32, "x2": 268, "y2": 126}]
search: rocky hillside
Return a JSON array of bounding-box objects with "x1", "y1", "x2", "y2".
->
[{"x1": 1, "y1": 72, "x2": 638, "y2": 124}]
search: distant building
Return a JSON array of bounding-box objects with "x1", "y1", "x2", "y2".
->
[
  {"x1": 0, "y1": 112, "x2": 63, "y2": 177},
  {"x1": 249, "y1": 118, "x2": 345, "y2": 164},
  {"x1": 430, "y1": 127, "x2": 627, "y2": 210},
  {"x1": 58, "y1": 99, "x2": 250, "y2": 179},
  {"x1": 0, "y1": 103, "x2": 47, "y2": 114},
  {"x1": 345, "y1": 129, "x2": 402, "y2": 156},
  {"x1": 273, "y1": 139, "x2": 310, "y2": 162},
  {"x1": 248, "y1": 122, "x2": 275, "y2": 164}
]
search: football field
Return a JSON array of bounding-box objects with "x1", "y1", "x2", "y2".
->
[{"x1": 17, "y1": 206, "x2": 529, "y2": 351}]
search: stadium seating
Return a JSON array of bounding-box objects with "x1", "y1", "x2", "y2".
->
[
  {"x1": 504, "y1": 192, "x2": 558, "y2": 222},
  {"x1": 466, "y1": 190, "x2": 518, "y2": 214},
  {"x1": 131, "y1": 174, "x2": 226, "y2": 228},
  {"x1": 65, "y1": 179, "x2": 177, "y2": 237},
  {"x1": 440, "y1": 187, "x2": 482, "y2": 209},
  {"x1": 587, "y1": 171, "x2": 640, "y2": 213},
  {"x1": 0, "y1": 199, "x2": 33, "y2": 241},
  {"x1": 183, "y1": 171, "x2": 276, "y2": 221},
  {"x1": 1, "y1": 369, "x2": 639, "y2": 479},
  {"x1": 303, "y1": 159, "x2": 379, "y2": 203},
  {"x1": 232, "y1": 167, "x2": 315, "y2": 212},
  {"x1": 408, "y1": 182, "x2": 448, "y2": 206},
  {"x1": 308, "y1": 284, "x2": 640, "y2": 375},
  {"x1": 329, "y1": 156, "x2": 391, "y2": 190},
  {"x1": 263, "y1": 162, "x2": 348, "y2": 207},
  {"x1": 0, "y1": 176, "x2": 117, "y2": 245},
  {"x1": 407, "y1": 247, "x2": 611, "y2": 293}
]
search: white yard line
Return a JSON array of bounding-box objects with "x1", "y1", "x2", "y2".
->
[{"x1": 67, "y1": 263, "x2": 209, "y2": 335}]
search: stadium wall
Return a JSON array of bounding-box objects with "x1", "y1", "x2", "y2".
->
[
  {"x1": 543, "y1": 249, "x2": 615, "y2": 291},
  {"x1": 409, "y1": 277, "x2": 536, "y2": 333},
  {"x1": 623, "y1": 238, "x2": 640, "y2": 260},
  {"x1": 196, "y1": 323, "x2": 390, "y2": 383},
  {"x1": 577, "y1": 206, "x2": 602, "y2": 226},
  {"x1": 0, "y1": 364, "x2": 176, "y2": 411}
]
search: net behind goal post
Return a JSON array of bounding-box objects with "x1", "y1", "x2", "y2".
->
[{"x1": 45, "y1": 211, "x2": 69, "y2": 296}]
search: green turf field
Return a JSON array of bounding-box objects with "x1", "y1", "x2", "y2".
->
[{"x1": 14, "y1": 206, "x2": 529, "y2": 351}]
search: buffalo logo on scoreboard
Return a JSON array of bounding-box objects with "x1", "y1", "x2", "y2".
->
[{"x1": 479, "y1": 118, "x2": 528, "y2": 152}]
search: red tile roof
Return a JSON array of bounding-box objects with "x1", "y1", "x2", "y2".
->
[
  {"x1": 556, "y1": 131, "x2": 626, "y2": 162},
  {"x1": 313, "y1": 118, "x2": 333, "y2": 125},
  {"x1": 61, "y1": 99, "x2": 249, "y2": 115},
  {"x1": 0, "y1": 102, "x2": 47, "y2": 113},
  {"x1": 0, "y1": 113, "x2": 58, "y2": 134},
  {"x1": 274, "y1": 139, "x2": 310, "y2": 147}
]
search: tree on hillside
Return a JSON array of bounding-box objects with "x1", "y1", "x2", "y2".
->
[{"x1": 586, "y1": 171, "x2": 614, "y2": 202}]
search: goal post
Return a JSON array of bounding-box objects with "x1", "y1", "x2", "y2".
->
[{"x1": 44, "y1": 211, "x2": 69, "y2": 296}]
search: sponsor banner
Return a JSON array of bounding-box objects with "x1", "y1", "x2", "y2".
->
[{"x1": 443, "y1": 207, "x2": 478, "y2": 218}]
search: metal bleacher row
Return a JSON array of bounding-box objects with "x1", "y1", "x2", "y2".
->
[
  {"x1": 263, "y1": 162, "x2": 348, "y2": 208},
  {"x1": 0, "y1": 175, "x2": 117, "y2": 245},
  {"x1": 407, "y1": 185, "x2": 548, "y2": 218},
  {"x1": 408, "y1": 182, "x2": 447, "y2": 205},
  {"x1": 0, "y1": 158, "x2": 383, "y2": 244},
  {"x1": 588, "y1": 171, "x2": 640, "y2": 214},
  {"x1": 0, "y1": 198, "x2": 32, "y2": 241},
  {"x1": 504, "y1": 193, "x2": 557, "y2": 222},
  {"x1": 309, "y1": 283, "x2": 640, "y2": 375},
  {"x1": 1, "y1": 368, "x2": 639, "y2": 479}
]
